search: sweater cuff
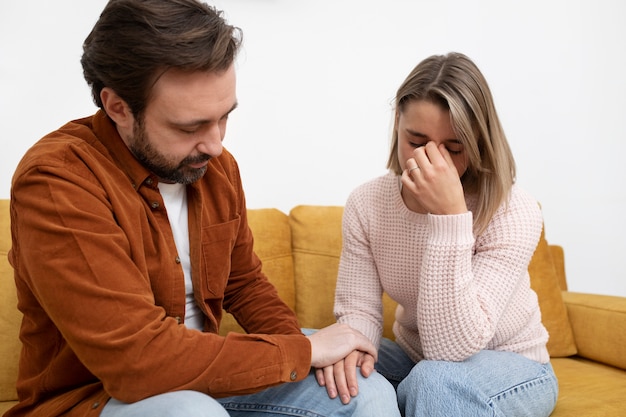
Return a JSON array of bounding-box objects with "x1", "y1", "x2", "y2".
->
[
  {"x1": 337, "y1": 316, "x2": 383, "y2": 351},
  {"x1": 427, "y1": 212, "x2": 474, "y2": 246}
]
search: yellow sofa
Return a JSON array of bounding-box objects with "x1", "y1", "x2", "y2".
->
[{"x1": 1, "y1": 201, "x2": 625, "y2": 415}]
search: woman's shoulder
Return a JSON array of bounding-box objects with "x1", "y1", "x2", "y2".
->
[
  {"x1": 507, "y1": 184, "x2": 541, "y2": 214},
  {"x1": 348, "y1": 172, "x2": 396, "y2": 201},
  {"x1": 344, "y1": 172, "x2": 400, "y2": 220},
  {"x1": 488, "y1": 183, "x2": 543, "y2": 232}
]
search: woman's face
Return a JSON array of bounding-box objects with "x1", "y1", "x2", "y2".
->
[{"x1": 396, "y1": 99, "x2": 468, "y2": 178}]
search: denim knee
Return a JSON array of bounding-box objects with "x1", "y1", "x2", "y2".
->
[
  {"x1": 102, "y1": 390, "x2": 229, "y2": 417},
  {"x1": 352, "y1": 370, "x2": 401, "y2": 416},
  {"x1": 396, "y1": 354, "x2": 558, "y2": 417},
  {"x1": 397, "y1": 360, "x2": 483, "y2": 417},
  {"x1": 171, "y1": 391, "x2": 230, "y2": 417},
  {"x1": 398, "y1": 359, "x2": 461, "y2": 399}
]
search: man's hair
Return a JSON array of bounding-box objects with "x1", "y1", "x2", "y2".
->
[
  {"x1": 386, "y1": 52, "x2": 516, "y2": 234},
  {"x1": 81, "y1": 0, "x2": 242, "y2": 118}
]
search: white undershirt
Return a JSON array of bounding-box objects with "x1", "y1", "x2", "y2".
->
[{"x1": 158, "y1": 182, "x2": 204, "y2": 331}]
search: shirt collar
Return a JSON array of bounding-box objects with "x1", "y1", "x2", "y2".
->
[{"x1": 92, "y1": 110, "x2": 156, "y2": 191}]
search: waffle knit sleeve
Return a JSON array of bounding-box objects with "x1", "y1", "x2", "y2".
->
[
  {"x1": 416, "y1": 187, "x2": 543, "y2": 361},
  {"x1": 334, "y1": 186, "x2": 386, "y2": 349}
]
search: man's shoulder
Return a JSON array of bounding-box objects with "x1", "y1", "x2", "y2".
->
[
  {"x1": 12, "y1": 113, "x2": 120, "y2": 189},
  {"x1": 19, "y1": 115, "x2": 101, "y2": 166}
]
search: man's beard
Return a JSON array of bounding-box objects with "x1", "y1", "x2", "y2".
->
[{"x1": 128, "y1": 119, "x2": 211, "y2": 185}]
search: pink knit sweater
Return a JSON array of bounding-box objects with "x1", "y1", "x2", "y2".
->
[{"x1": 334, "y1": 172, "x2": 550, "y2": 364}]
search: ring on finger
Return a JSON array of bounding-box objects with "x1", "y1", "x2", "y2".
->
[{"x1": 408, "y1": 166, "x2": 420, "y2": 174}]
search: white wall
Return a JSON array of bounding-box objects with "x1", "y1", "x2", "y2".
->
[{"x1": 1, "y1": 0, "x2": 625, "y2": 297}]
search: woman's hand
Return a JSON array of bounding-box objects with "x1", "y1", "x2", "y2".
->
[
  {"x1": 314, "y1": 350, "x2": 376, "y2": 404},
  {"x1": 401, "y1": 142, "x2": 467, "y2": 215}
]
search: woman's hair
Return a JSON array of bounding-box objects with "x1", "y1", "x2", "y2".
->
[
  {"x1": 387, "y1": 52, "x2": 516, "y2": 234},
  {"x1": 81, "y1": 0, "x2": 242, "y2": 118}
]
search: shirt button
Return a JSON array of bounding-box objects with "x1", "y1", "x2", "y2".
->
[
  {"x1": 150, "y1": 202, "x2": 160, "y2": 209},
  {"x1": 175, "y1": 316, "x2": 181, "y2": 324},
  {"x1": 175, "y1": 256, "x2": 181, "y2": 264},
  {"x1": 145, "y1": 178, "x2": 153, "y2": 185},
  {"x1": 91, "y1": 402, "x2": 100, "y2": 409},
  {"x1": 290, "y1": 371, "x2": 297, "y2": 381}
]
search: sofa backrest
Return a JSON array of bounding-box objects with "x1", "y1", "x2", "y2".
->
[
  {"x1": 0, "y1": 200, "x2": 20, "y2": 403},
  {"x1": 289, "y1": 205, "x2": 345, "y2": 329},
  {"x1": 289, "y1": 205, "x2": 399, "y2": 339}
]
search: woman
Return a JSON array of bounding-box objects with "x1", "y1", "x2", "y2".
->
[{"x1": 333, "y1": 52, "x2": 558, "y2": 416}]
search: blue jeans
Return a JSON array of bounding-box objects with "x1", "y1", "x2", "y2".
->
[
  {"x1": 375, "y1": 338, "x2": 558, "y2": 417},
  {"x1": 101, "y1": 368, "x2": 399, "y2": 417}
]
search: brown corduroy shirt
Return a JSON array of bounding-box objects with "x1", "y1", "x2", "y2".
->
[{"x1": 6, "y1": 111, "x2": 311, "y2": 417}]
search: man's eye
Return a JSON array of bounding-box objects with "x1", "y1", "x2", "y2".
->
[{"x1": 180, "y1": 128, "x2": 198, "y2": 135}]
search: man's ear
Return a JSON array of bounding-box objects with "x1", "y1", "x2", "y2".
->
[{"x1": 100, "y1": 87, "x2": 134, "y2": 131}]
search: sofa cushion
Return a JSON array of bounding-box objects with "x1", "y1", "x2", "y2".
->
[
  {"x1": 0, "y1": 200, "x2": 19, "y2": 403},
  {"x1": 289, "y1": 205, "x2": 344, "y2": 330},
  {"x1": 289, "y1": 205, "x2": 399, "y2": 338},
  {"x1": 550, "y1": 357, "x2": 626, "y2": 416},
  {"x1": 528, "y1": 227, "x2": 577, "y2": 357},
  {"x1": 246, "y1": 208, "x2": 296, "y2": 310},
  {"x1": 549, "y1": 245, "x2": 567, "y2": 291},
  {"x1": 563, "y1": 291, "x2": 626, "y2": 369}
]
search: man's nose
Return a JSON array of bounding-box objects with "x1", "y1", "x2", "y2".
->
[{"x1": 196, "y1": 123, "x2": 223, "y2": 157}]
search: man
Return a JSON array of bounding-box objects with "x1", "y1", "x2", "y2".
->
[{"x1": 6, "y1": 1, "x2": 399, "y2": 416}]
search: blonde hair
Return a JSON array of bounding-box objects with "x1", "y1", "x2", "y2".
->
[{"x1": 387, "y1": 52, "x2": 516, "y2": 234}]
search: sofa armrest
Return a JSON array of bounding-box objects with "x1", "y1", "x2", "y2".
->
[{"x1": 562, "y1": 291, "x2": 626, "y2": 370}]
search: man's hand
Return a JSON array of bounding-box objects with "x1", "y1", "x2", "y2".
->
[
  {"x1": 306, "y1": 323, "x2": 377, "y2": 367},
  {"x1": 314, "y1": 350, "x2": 376, "y2": 404}
]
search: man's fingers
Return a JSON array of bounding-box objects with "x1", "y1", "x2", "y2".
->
[
  {"x1": 323, "y1": 366, "x2": 337, "y2": 398},
  {"x1": 315, "y1": 367, "x2": 326, "y2": 387}
]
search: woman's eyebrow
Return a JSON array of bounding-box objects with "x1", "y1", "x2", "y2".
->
[
  {"x1": 405, "y1": 128, "x2": 428, "y2": 139},
  {"x1": 405, "y1": 129, "x2": 460, "y2": 143}
]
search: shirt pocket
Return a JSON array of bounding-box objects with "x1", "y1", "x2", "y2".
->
[{"x1": 200, "y1": 218, "x2": 240, "y2": 296}]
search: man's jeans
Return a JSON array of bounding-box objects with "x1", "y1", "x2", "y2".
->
[{"x1": 101, "y1": 368, "x2": 399, "y2": 417}]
